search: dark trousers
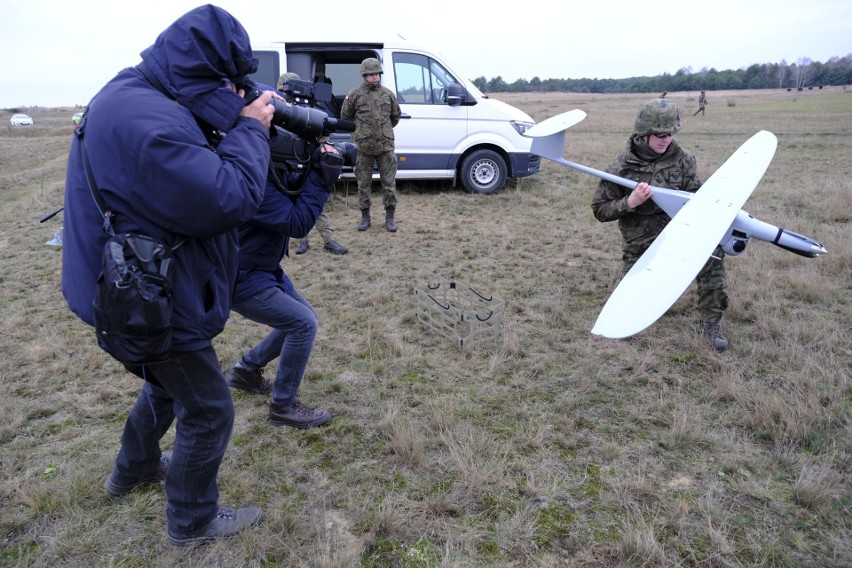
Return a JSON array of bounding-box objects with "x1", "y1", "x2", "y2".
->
[
  {"x1": 231, "y1": 285, "x2": 318, "y2": 406},
  {"x1": 113, "y1": 347, "x2": 234, "y2": 537}
]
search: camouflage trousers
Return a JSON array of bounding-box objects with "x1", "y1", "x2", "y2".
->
[
  {"x1": 624, "y1": 246, "x2": 728, "y2": 323},
  {"x1": 355, "y1": 150, "x2": 397, "y2": 210},
  {"x1": 302, "y1": 210, "x2": 335, "y2": 244}
]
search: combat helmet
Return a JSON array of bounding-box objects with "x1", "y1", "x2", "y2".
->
[
  {"x1": 360, "y1": 58, "x2": 383, "y2": 76},
  {"x1": 634, "y1": 98, "x2": 682, "y2": 136}
]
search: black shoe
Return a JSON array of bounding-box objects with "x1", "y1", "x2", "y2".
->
[
  {"x1": 105, "y1": 451, "x2": 172, "y2": 497},
  {"x1": 226, "y1": 365, "x2": 272, "y2": 395},
  {"x1": 269, "y1": 400, "x2": 331, "y2": 429},
  {"x1": 167, "y1": 506, "x2": 262, "y2": 549},
  {"x1": 295, "y1": 239, "x2": 309, "y2": 255},
  {"x1": 323, "y1": 240, "x2": 348, "y2": 255}
]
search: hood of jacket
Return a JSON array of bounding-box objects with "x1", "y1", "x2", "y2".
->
[{"x1": 139, "y1": 4, "x2": 258, "y2": 131}]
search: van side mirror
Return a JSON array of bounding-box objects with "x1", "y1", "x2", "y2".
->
[{"x1": 447, "y1": 83, "x2": 464, "y2": 107}]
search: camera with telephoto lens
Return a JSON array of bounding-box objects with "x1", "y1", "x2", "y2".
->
[
  {"x1": 240, "y1": 77, "x2": 357, "y2": 175},
  {"x1": 280, "y1": 78, "x2": 328, "y2": 108}
]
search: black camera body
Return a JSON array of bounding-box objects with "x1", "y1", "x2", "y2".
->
[
  {"x1": 268, "y1": 125, "x2": 358, "y2": 177},
  {"x1": 238, "y1": 78, "x2": 355, "y2": 148},
  {"x1": 280, "y1": 78, "x2": 332, "y2": 108},
  {"x1": 240, "y1": 77, "x2": 357, "y2": 174}
]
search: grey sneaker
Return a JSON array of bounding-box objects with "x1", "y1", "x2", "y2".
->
[
  {"x1": 226, "y1": 365, "x2": 272, "y2": 395},
  {"x1": 269, "y1": 400, "x2": 331, "y2": 429},
  {"x1": 105, "y1": 451, "x2": 172, "y2": 497},
  {"x1": 167, "y1": 506, "x2": 262, "y2": 549},
  {"x1": 703, "y1": 322, "x2": 729, "y2": 351}
]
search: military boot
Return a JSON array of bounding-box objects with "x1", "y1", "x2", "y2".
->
[
  {"x1": 357, "y1": 208, "x2": 371, "y2": 231},
  {"x1": 703, "y1": 321, "x2": 729, "y2": 351},
  {"x1": 385, "y1": 206, "x2": 398, "y2": 233},
  {"x1": 295, "y1": 239, "x2": 309, "y2": 255},
  {"x1": 323, "y1": 240, "x2": 349, "y2": 255}
]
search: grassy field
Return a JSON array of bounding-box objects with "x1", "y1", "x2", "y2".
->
[{"x1": 1, "y1": 89, "x2": 850, "y2": 567}]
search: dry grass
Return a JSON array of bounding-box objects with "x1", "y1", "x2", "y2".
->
[{"x1": 1, "y1": 90, "x2": 850, "y2": 566}]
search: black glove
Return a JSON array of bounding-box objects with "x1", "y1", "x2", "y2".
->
[{"x1": 312, "y1": 145, "x2": 344, "y2": 189}]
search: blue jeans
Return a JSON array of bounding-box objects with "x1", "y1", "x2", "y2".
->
[
  {"x1": 231, "y1": 285, "x2": 318, "y2": 406},
  {"x1": 113, "y1": 347, "x2": 234, "y2": 538}
]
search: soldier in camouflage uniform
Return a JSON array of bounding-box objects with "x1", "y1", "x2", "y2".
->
[
  {"x1": 277, "y1": 73, "x2": 348, "y2": 255},
  {"x1": 341, "y1": 58, "x2": 402, "y2": 233},
  {"x1": 591, "y1": 98, "x2": 730, "y2": 350},
  {"x1": 693, "y1": 91, "x2": 707, "y2": 116}
]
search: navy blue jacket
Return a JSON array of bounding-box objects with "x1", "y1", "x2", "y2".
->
[
  {"x1": 233, "y1": 168, "x2": 331, "y2": 303},
  {"x1": 62, "y1": 5, "x2": 270, "y2": 351}
]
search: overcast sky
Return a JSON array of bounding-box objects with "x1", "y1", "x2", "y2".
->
[{"x1": 1, "y1": 0, "x2": 849, "y2": 108}]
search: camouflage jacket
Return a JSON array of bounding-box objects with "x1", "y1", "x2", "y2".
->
[
  {"x1": 341, "y1": 80, "x2": 401, "y2": 155},
  {"x1": 591, "y1": 135, "x2": 701, "y2": 257}
]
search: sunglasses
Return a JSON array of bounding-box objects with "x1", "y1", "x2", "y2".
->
[{"x1": 653, "y1": 132, "x2": 673, "y2": 139}]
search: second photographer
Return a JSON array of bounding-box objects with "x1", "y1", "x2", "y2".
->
[{"x1": 224, "y1": 96, "x2": 343, "y2": 428}]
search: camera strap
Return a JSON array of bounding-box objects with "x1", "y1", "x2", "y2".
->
[{"x1": 268, "y1": 161, "x2": 304, "y2": 198}]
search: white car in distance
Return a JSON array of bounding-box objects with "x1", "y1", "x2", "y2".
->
[{"x1": 11, "y1": 113, "x2": 34, "y2": 126}]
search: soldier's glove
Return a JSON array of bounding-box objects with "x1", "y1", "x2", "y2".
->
[{"x1": 312, "y1": 146, "x2": 344, "y2": 189}]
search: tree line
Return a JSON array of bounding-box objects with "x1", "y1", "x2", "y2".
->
[{"x1": 471, "y1": 55, "x2": 852, "y2": 94}]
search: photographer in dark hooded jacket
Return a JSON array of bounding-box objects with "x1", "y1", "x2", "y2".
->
[
  {"x1": 223, "y1": 125, "x2": 342, "y2": 429},
  {"x1": 62, "y1": 5, "x2": 276, "y2": 547}
]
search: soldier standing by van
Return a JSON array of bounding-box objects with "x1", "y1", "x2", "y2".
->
[{"x1": 341, "y1": 58, "x2": 402, "y2": 232}]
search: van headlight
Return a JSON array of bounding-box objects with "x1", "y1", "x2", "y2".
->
[{"x1": 511, "y1": 121, "x2": 535, "y2": 135}]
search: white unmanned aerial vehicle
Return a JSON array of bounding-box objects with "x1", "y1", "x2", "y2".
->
[{"x1": 524, "y1": 110, "x2": 828, "y2": 339}]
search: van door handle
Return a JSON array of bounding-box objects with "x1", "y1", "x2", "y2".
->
[{"x1": 400, "y1": 113, "x2": 411, "y2": 119}]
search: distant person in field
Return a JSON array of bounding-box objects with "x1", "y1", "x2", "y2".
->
[
  {"x1": 660, "y1": 91, "x2": 667, "y2": 98},
  {"x1": 693, "y1": 91, "x2": 708, "y2": 116},
  {"x1": 591, "y1": 98, "x2": 730, "y2": 351}
]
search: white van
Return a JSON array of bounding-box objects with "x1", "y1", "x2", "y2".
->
[{"x1": 249, "y1": 41, "x2": 541, "y2": 194}]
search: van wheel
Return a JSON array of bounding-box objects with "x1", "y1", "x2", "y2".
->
[{"x1": 460, "y1": 150, "x2": 507, "y2": 194}]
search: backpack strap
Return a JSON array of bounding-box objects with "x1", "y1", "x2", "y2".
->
[
  {"x1": 74, "y1": 123, "x2": 185, "y2": 250},
  {"x1": 76, "y1": 124, "x2": 115, "y2": 237}
]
